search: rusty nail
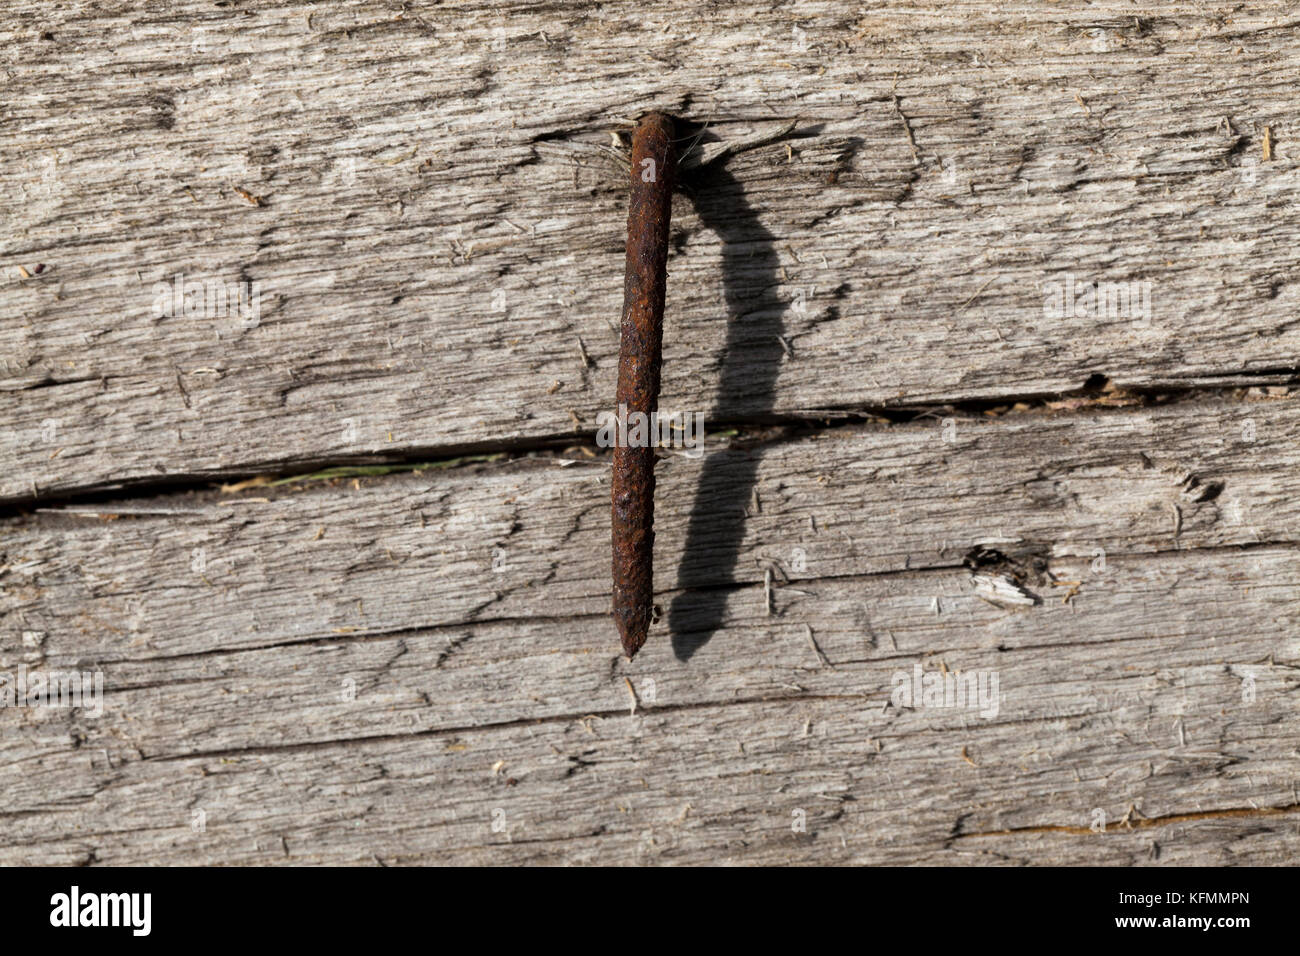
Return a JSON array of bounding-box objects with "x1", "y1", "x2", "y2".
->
[{"x1": 611, "y1": 112, "x2": 676, "y2": 658}]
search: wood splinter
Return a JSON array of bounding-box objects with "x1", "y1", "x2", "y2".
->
[{"x1": 611, "y1": 112, "x2": 677, "y2": 658}]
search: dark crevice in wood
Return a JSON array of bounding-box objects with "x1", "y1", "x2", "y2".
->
[{"x1": 1, "y1": 375, "x2": 1294, "y2": 516}]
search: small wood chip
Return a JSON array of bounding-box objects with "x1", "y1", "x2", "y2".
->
[
  {"x1": 232, "y1": 185, "x2": 266, "y2": 206},
  {"x1": 623, "y1": 676, "x2": 638, "y2": 716}
]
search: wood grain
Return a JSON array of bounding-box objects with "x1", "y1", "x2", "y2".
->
[
  {"x1": 2, "y1": 1, "x2": 1298, "y2": 501},
  {"x1": 1, "y1": 0, "x2": 1297, "y2": 866},
  {"x1": 3, "y1": 397, "x2": 1298, "y2": 863}
]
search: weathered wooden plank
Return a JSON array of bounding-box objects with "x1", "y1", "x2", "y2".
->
[
  {"x1": 4, "y1": 0, "x2": 1298, "y2": 869},
  {"x1": 5, "y1": 392, "x2": 1294, "y2": 655},
  {"x1": 2, "y1": 394, "x2": 1298, "y2": 863},
  {"x1": 3, "y1": 2, "x2": 1299, "y2": 500},
  {"x1": 2, "y1": 599, "x2": 1297, "y2": 865},
  {"x1": 5, "y1": 544, "x2": 1296, "y2": 758},
  {"x1": 4, "y1": 395, "x2": 1295, "y2": 656}
]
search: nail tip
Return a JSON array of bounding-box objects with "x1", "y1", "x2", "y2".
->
[{"x1": 617, "y1": 622, "x2": 648, "y2": 659}]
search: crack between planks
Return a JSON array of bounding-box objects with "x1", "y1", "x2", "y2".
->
[{"x1": 2, "y1": 376, "x2": 1296, "y2": 514}]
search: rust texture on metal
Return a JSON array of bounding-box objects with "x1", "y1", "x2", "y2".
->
[{"x1": 612, "y1": 112, "x2": 676, "y2": 658}]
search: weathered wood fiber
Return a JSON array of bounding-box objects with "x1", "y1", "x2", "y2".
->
[
  {"x1": 2, "y1": 396, "x2": 1298, "y2": 863},
  {"x1": 5, "y1": 396, "x2": 1298, "y2": 659},
  {"x1": 2, "y1": 2, "x2": 1298, "y2": 500},
  {"x1": 2, "y1": 0, "x2": 1298, "y2": 867}
]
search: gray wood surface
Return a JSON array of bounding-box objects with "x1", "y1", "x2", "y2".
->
[{"x1": 1, "y1": 1, "x2": 1297, "y2": 864}]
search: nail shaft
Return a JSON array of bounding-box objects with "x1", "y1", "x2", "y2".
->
[{"x1": 612, "y1": 112, "x2": 676, "y2": 658}]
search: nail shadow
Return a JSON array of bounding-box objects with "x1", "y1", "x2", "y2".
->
[{"x1": 668, "y1": 159, "x2": 784, "y2": 661}]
